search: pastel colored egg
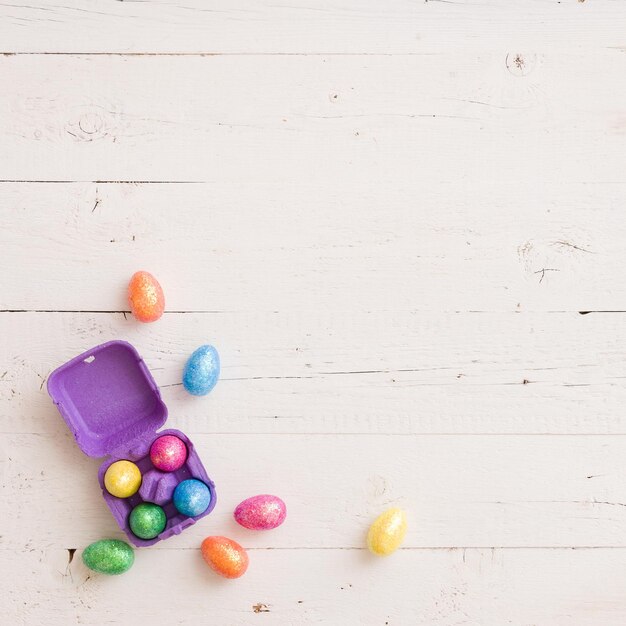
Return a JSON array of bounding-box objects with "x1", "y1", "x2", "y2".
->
[
  {"x1": 150, "y1": 435, "x2": 187, "y2": 472},
  {"x1": 104, "y1": 460, "x2": 142, "y2": 498},
  {"x1": 129, "y1": 503, "x2": 167, "y2": 540},
  {"x1": 128, "y1": 271, "x2": 165, "y2": 323},
  {"x1": 173, "y1": 478, "x2": 211, "y2": 517},
  {"x1": 366, "y1": 507, "x2": 407, "y2": 556},
  {"x1": 201, "y1": 536, "x2": 249, "y2": 579},
  {"x1": 234, "y1": 494, "x2": 287, "y2": 530},
  {"x1": 182, "y1": 345, "x2": 220, "y2": 396},
  {"x1": 82, "y1": 539, "x2": 134, "y2": 575}
]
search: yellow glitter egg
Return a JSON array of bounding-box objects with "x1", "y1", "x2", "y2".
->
[
  {"x1": 104, "y1": 460, "x2": 142, "y2": 498},
  {"x1": 366, "y1": 507, "x2": 407, "y2": 556}
]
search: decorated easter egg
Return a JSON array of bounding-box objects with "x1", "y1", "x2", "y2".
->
[
  {"x1": 104, "y1": 460, "x2": 142, "y2": 498},
  {"x1": 201, "y1": 536, "x2": 249, "y2": 579},
  {"x1": 128, "y1": 271, "x2": 165, "y2": 323},
  {"x1": 129, "y1": 503, "x2": 167, "y2": 540},
  {"x1": 182, "y1": 345, "x2": 220, "y2": 396},
  {"x1": 150, "y1": 435, "x2": 187, "y2": 472},
  {"x1": 82, "y1": 539, "x2": 134, "y2": 575},
  {"x1": 173, "y1": 478, "x2": 211, "y2": 517},
  {"x1": 366, "y1": 507, "x2": 407, "y2": 556},
  {"x1": 234, "y1": 494, "x2": 286, "y2": 530}
]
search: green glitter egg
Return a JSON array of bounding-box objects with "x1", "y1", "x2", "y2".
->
[
  {"x1": 129, "y1": 502, "x2": 167, "y2": 540},
  {"x1": 82, "y1": 539, "x2": 134, "y2": 575}
]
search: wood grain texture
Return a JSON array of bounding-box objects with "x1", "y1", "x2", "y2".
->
[
  {"x1": 4, "y1": 432, "x2": 626, "y2": 551},
  {"x1": 0, "y1": 0, "x2": 624, "y2": 54},
  {"x1": 5, "y1": 547, "x2": 626, "y2": 625},
  {"x1": 0, "y1": 52, "x2": 625, "y2": 184},
  {"x1": 2, "y1": 2, "x2": 626, "y2": 623},
  {"x1": 1, "y1": 180, "x2": 625, "y2": 312},
  {"x1": 2, "y1": 311, "x2": 626, "y2": 435}
]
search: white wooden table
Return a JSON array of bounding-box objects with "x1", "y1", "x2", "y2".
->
[{"x1": 2, "y1": 2, "x2": 626, "y2": 624}]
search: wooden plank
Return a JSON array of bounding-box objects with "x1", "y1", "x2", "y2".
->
[
  {"x1": 3, "y1": 311, "x2": 626, "y2": 435},
  {"x1": 1, "y1": 5, "x2": 624, "y2": 623},
  {"x1": 0, "y1": 0, "x2": 624, "y2": 54},
  {"x1": 3, "y1": 432, "x2": 626, "y2": 550},
  {"x1": 4, "y1": 546, "x2": 626, "y2": 625},
  {"x1": 0, "y1": 53, "x2": 624, "y2": 184},
  {"x1": 1, "y1": 179, "x2": 625, "y2": 312}
]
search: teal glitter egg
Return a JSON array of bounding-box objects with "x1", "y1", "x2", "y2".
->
[
  {"x1": 82, "y1": 539, "x2": 134, "y2": 575},
  {"x1": 182, "y1": 345, "x2": 220, "y2": 396},
  {"x1": 129, "y1": 503, "x2": 167, "y2": 540},
  {"x1": 173, "y1": 478, "x2": 211, "y2": 517}
]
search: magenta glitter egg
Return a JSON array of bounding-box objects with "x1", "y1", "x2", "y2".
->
[
  {"x1": 234, "y1": 494, "x2": 287, "y2": 530},
  {"x1": 150, "y1": 435, "x2": 188, "y2": 472}
]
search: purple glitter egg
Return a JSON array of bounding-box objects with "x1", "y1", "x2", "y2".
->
[
  {"x1": 150, "y1": 435, "x2": 187, "y2": 472},
  {"x1": 234, "y1": 494, "x2": 287, "y2": 530}
]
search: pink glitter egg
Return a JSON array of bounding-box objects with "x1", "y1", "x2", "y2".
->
[
  {"x1": 234, "y1": 494, "x2": 287, "y2": 530},
  {"x1": 150, "y1": 435, "x2": 187, "y2": 472}
]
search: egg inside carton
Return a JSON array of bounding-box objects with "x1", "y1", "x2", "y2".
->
[
  {"x1": 100, "y1": 429, "x2": 215, "y2": 545},
  {"x1": 48, "y1": 340, "x2": 217, "y2": 547}
]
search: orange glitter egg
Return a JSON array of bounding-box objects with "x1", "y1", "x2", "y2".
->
[
  {"x1": 128, "y1": 271, "x2": 165, "y2": 323},
  {"x1": 201, "y1": 536, "x2": 249, "y2": 579}
]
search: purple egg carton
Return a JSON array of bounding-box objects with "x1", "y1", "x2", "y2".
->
[{"x1": 47, "y1": 340, "x2": 216, "y2": 546}]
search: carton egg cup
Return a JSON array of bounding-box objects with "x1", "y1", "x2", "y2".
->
[{"x1": 47, "y1": 340, "x2": 217, "y2": 547}]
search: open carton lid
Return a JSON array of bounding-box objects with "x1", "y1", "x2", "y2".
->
[{"x1": 47, "y1": 340, "x2": 168, "y2": 457}]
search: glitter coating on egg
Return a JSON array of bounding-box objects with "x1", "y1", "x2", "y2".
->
[
  {"x1": 366, "y1": 507, "x2": 407, "y2": 556},
  {"x1": 234, "y1": 494, "x2": 287, "y2": 530},
  {"x1": 128, "y1": 271, "x2": 165, "y2": 323},
  {"x1": 201, "y1": 536, "x2": 249, "y2": 579},
  {"x1": 82, "y1": 539, "x2": 134, "y2": 575},
  {"x1": 150, "y1": 435, "x2": 187, "y2": 472},
  {"x1": 104, "y1": 460, "x2": 142, "y2": 498},
  {"x1": 129, "y1": 503, "x2": 167, "y2": 540},
  {"x1": 182, "y1": 345, "x2": 220, "y2": 396},
  {"x1": 173, "y1": 478, "x2": 212, "y2": 517}
]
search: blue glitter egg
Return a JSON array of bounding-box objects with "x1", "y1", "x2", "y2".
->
[
  {"x1": 183, "y1": 345, "x2": 220, "y2": 396},
  {"x1": 173, "y1": 478, "x2": 212, "y2": 517}
]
